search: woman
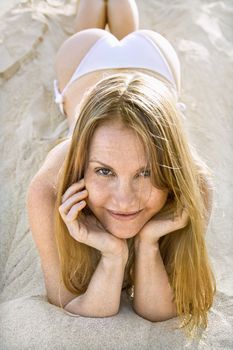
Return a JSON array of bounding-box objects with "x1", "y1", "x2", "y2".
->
[{"x1": 27, "y1": 0, "x2": 216, "y2": 337}]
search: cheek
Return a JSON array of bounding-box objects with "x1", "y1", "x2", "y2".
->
[
  {"x1": 147, "y1": 189, "x2": 168, "y2": 213},
  {"x1": 84, "y1": 174, "x2": 107, "y2": 206}
]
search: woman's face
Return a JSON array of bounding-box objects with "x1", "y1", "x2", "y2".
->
[{"x1": 84, "y1": 119, "x2": 168, "y2": 239}]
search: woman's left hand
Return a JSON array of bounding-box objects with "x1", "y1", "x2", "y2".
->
[{"x1": 135, "y1": 206, "x2": 189, "y2": 247}]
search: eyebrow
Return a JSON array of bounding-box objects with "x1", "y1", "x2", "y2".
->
[{"x1": 89, "y1": 159, "x2": 149, "y2": 172}]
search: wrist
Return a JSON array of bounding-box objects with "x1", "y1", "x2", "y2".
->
[
  {"x1": 102, "y1": 241, "x2": 128, "y2": 264},
  {"x1": 101, "y1": 252, "x2": 128, "y2": 266},
  {"x1": 134, "y1": 237, "x2": 159, "y2": 252}
]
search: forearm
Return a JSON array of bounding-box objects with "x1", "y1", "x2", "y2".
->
[
  {"x1": 133, "y1": 242, "x2": 177, "y2": 322},
  {"x1": 64, "y1": 255, "x2": 126, "y2": 317}
]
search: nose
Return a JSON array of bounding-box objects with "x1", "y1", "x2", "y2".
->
[{"x1": 111, "y1": 178, "x2": 141, "y2": 210}]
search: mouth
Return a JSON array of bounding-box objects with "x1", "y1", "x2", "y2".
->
[{"x1": 107, "y1": 209, "x2": 142, "y2": 221}]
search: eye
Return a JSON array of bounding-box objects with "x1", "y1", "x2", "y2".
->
[
  {"x1": 138, "y1": 169, "x2": 151, "y2": 178},
  {"x1": 95, "y1": 168, "x2": 114, "y2": 177}
]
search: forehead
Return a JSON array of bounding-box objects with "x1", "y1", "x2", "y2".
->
[{"x1": 88, "y1": 120, "x2": 148, "y2": 164}]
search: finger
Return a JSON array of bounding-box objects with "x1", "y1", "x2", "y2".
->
[
  {"x1": 61, "y1": 178, "x2": 85, "y2": 203},
  {"x1": 61, "y1": 189, "x2": 88, "y2": 212},
  {"x1": 61, "y1": 190, "x2": 88, "y2": 214},
  {"x1": 63, "y1": 200, "x2": 87, "y2": 222}
]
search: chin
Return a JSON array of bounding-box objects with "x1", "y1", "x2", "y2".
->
[
  {"x1": 113, "y1": 231, "x2": 137, "y2": 239},
  {"x1": 103, "y1": 224, "x2": 141, "y2": 240}
]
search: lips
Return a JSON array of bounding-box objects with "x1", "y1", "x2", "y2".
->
[{"x1": 107, "y1": 209, "x2": 142, "y2": 221}]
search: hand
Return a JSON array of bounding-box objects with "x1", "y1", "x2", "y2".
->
[
  {"x1": 135, "y1": 201, "x2": 189, "y2": 247},
  {"x1": 59, "y1": 178, "x2": 128, "y2": 262}
]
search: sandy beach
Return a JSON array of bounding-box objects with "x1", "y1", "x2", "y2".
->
[{"x1": 0, "y1": 0, "x2": 233, "y2": 349}]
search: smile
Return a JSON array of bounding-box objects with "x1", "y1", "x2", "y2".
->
[{"x1": 107, "y1": 209, "x2": 142, "y2": 221}]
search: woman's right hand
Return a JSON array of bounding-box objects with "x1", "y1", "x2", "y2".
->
[{"x1": 59, "y1": 178, "x2": 128, "y2": 263}]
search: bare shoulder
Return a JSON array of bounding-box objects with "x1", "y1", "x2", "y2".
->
[{"x1": 29, "y1": 138, "x2": 71, "y2": 191}]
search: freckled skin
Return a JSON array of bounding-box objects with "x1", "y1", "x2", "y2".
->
[{"x1": 84, "y1": 119, "x2": 168, "y2": 239}]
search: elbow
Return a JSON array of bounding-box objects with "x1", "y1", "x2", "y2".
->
[
  {"x1": 146, "y1": 313, "x2": 177, "y2": 323},
  {"x1": 101, "y1": 309, "x2": 120, "y2": 318},
  {"x1": 96, "y1": 306, "x2": 120, "y2": 318},
  {"x1": 46, "y1": 292, "x2": 66, "y2": 309},
  {"x1": 63, "y1": 295, "x2": 119, "y2": 318},
  {"x1": 47, "y1": 296, "x2": 63, "y2": 309},
  {"x1": 136, "y1": 312, "x2": 177, "y2": 323},
  {"x1": 133, "y1": 305, "x2": 177, "y2": 322},
  {"x1": 107, "y1": 306, "x2": 120, "y2": 317}
]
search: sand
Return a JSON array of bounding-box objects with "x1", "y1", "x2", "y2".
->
[{"x1": 0, "y1": 0, "x2": 233, "y2": 349}]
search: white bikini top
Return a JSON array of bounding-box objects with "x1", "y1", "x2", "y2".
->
[{"x1": 54, "y1": 31, "x2": 185, "y2": 115}]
